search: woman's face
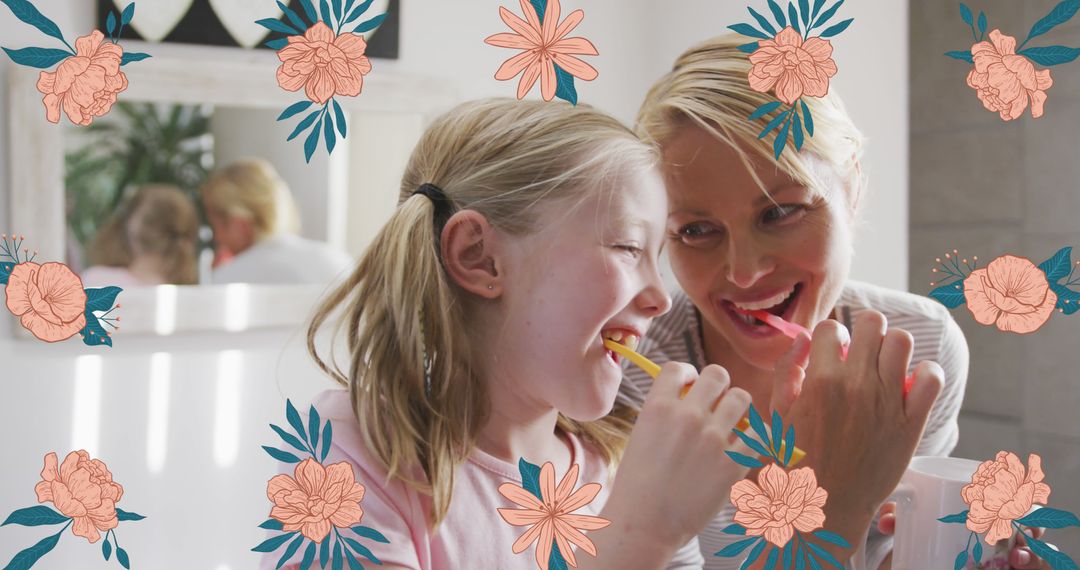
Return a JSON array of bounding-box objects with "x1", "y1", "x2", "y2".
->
[
  {"x1": 662, "y1": 125, "x2": 855, "y2": 371},
  {"x1": 204, "y1": 198, "x2": 255, "y2": 255}
]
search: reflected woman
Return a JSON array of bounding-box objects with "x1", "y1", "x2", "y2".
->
[{"x1": 201, "y1": 158, "x2": 353, "y2": 285}]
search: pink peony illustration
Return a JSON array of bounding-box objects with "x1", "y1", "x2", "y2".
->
[
  {"x1": 275, "y1": 21, "x2": 372, "y2": 105},
  {"x1": 730, "y1": 463, "x2": 828, "y2": 547},
  {"x1": 748, "y1": 26, "x2": 838, "y2": 104},
  {"x1": 34, "y1": 451, "x2": 124, "y2": 543},
  {"x1": 962, "y1": 452, "x2": 1051, "y2": 545},
  {"x1": 963, "y1": 255, "x2": 1057, "y2": 334},
  {"x1": 967, "y1": 30, "x2": 1053, "y2": 120},
  {"x1": 266, "y1": 458, "x2": 366, "y2": 543},
  {"x1": 4, "y1": 262, "x2": 87, "y2": 342},
  {"x1": 35, "y1": 30, "x2": 127, "y2": 125}
]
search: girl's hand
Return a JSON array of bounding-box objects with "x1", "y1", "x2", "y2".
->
[
  {"x1": 594, "y1": 361, "x2": 753, "y2": 565},
  {"x1": 875, "y1": 502, "x2": 1057, "y2": 570}
]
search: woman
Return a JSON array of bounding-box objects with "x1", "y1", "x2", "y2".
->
[
  {"x1": 622, "y1": 34, "x2": 1055, "y2": 568},
  {"x1": 82, "y1": 184, "x2": 199, "y2": 287},
  {"x1": 201, "y1": 158, "x2": 353, "y2": 285}
]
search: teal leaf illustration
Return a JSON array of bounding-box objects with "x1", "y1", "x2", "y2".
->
[
  {"x1": 117, "y1": 546, "x2": 131, "y2": 569},
  {"x1": 973, "y1": 540, "x2": 983, "y2": 564},
  {"x1": 770, "y1": 410, "x2": 783, "y2": 454},
  {"x1": 257, "y1": 17, "x2": 300, "y2": 35},
  {"x1": 532, "y1": 0, "x2": 547, "y2": 23},
  {"x1": 722, "y1": 523, "x2": 747, "y2": 535},
  {"x1": 788, "y1": 2, "x2": 801, "y2": 36},
  {"x1": 938, "y1": 510, "x2": 969, "y2": 523},
  {"x1": 80, "y1": 309, "x2": 113, "y2": 347},
  {"x1": 120, "y1": 52, "x2": 150, "y2": 65},
  {"x1": 763, "y1": 545, "x2": 779, "y2": 570},
  {"x1": 733, "y1": 425, "x2": 772, "y2": 457},
  {"x1": 253, "y1": 532, "x2": 298, "y2": 552},
  {"x1": 120, "y1": 2, "x2": 134, "y2": 26},
  {"x1": 740, "y1": 539, "x2": 767, "y2": 568},
  {"x1": 324, "y1": 108, "x2": 338, "y2": 154},
  {"x1": 272, "y1": 423, "x2": 310, "y2": 454},
  {"x1": 783, "y1": 539, "x2": 794, "y2": 568},
  {"x1": 278, "y1": 1, "x2": 308, "y2": 32},
  {"x1": 725, "y1": 450, "x2": 765, "y2": 469},
  {"x1": 352, "y1": 12, "x2": 386, "y2": 33},
  {"x1": 750, "y1": 101, "x2": 783, "y2": 121},
  {"x1": 739, "y1": 41, "x2": 760, "y2": 53},
  {"x1": 300, "y1": 540, "x2": 317, "y2": 570},
  {"x1": 820, "y1": 17, "x2": 853, "y2": 38},
  {"x1": 260, "y1": 518, "x2": 286, "y2": 530},
  {"x1": 783, "y1": 424, "x2": 796, "y2": 465},
  {"x1": 332, "y1": 99, "x2": 347, "y2": 138},
  {"x1": 103, "y1": 535, "x2": 112, "y2": 560},
  {"x1": 1, "y1": 261, "x2": 14, "y2": 285},
  {"x1": 266, "y1": 37, "x2": 289, "y2": 49},
  {"x1": 1, "y1": 47, "x2": 71, "y2": 69},
  {"x1": 305, "y1": 114, "x2": 324, "y2": 162},
  {"x1": 728, "y1": 23, "x2": 770, "y2": 40},
  {"x1": 1038, "y1": 246, "x2": 1072, "y2": 282},
  {"x1": 810, "y1": 0, "x2": 844, "y2": 30},
  {"x1": 812, "y1": 0, "x2": 826, "y2": 19},
  {"x1": 1, "y1": 0, "x2": 70, "y2": 51},
  {"x1": 321, "y1": 419, "x2": 333, "y2": 462},
  {"x1": 1051, "y1": 283, "x2": 1080, "y2": 314},
  {"x1": 796, "y1": 545, "x2": 807, "y2": 570},
  {"x1": 320, "y1": 0, "x2": 332, "y2": 26},
  {"x1": 1025, "y1": 534, "x2": 1080, "y2": 570},
  {"x1": 773, "y1": 114, "x2": 791, "y2": 159},
  {"x1": 748, "y1": 7, "x2": 777, "y2": 36},
  {"x1": 550, "y1": 543, "x2": 570, "y2": 570},
  {"x1": 345, "y1": 549, "x2": 365, "y2": 570},
  {"x1": 320, "y1": 536, "x2": 331, "y2": 568},
  {"x1": 1016, "y1": 507, "x2": 1080, "y2": 528},
  {"x1": 792, "y1": 110, "x2": 804, "y2": 151},
  {"x1": 278, "y1": 534, "x2": 306, "y2": 569},
  {"x1": 977, "y1": 11, "x2": 986, "y2": 38},
  {"x1": 332, "y1": 540, "x2": 344, "y2": 570},
  {"x1": 115, "y1": 508, "x2": 145, "y2": 521},
  {"x1": 1024, "y1": 0, "x2": 1080, "y2": 46},
  {"x1": 767, "y1": 0, "x2": 786, "y2": 28},
  {"x1": 352, "y1": 525, "x2": 390, "y2": 543},
  {"x1": 808, "y1": 552, "x2": 824, "y2": 570},
  {"x1": 85, "y1": 286, "x2": 122, "y2": 313},
  {"x1": 519, "y1": 458, "x2": 543, "y2": 500},
  {"x1": 1021, "y1": 45, "x2": 1080, "y2": 66},
  {"x1": 806, "y1": 541, "x2": 843, "y2": 569},
  {"x1": 758, "y1": 109, "x2": 791, "y2": 139},
  {"x1": 801, "y1": 99, "x2": 814, "y2": 135},
  {"x1": 308, "y1": 405, "x2": 322, "y2": 453},
  {"x1": 344, "y1": 536, "x2": 381, "y2": 565},
  {"x1": 748, "y1": 404, "x2": 772, "y2": 451},
  {"x1": 286, "y1": 399, "x2": 309, "y2": 443},
  {"x1": 107, "y1": 11, "x2": 116, "y2": 36},
  {"x1": 333, "y1": 0, "x2": 343, "y2": 21},
  {"x1": 954, "y1": 550, "x2": 969, "y2": 570},
  {"x1": 960, "y1": 3, "x2": 974, "y2": 26},
  {"x1": 299, "y1": 0, "x2": 318, "y2": 23},
  {"x1": 811, "y1": 529, "x2": 851, "y2": 547},
  {"x1": 5, "y1": 526, "x2": 64, "y2": 570},
  {"x1": 945, "y1": 50, "x2": 975, "y2": 63},
  {"x1": 279, "y1": 101, "x2": 315, "y2": 121},
  {"x1": 929, "y1": 283, "x2": 966, "y2": 309},
  {"x1": 800, "y1": 0, "x2": 810, "y2": 26},
  {"x1": 344, "y1": 0, "x2": 358, "y2": 18},
  {"x1": 2, "y1": 506, "x2": 68, "y2": 526},
  {"x1": 263, "y1": 446, "x2": 303, "y2": 463},
  {"x1": 716, "y1": 536, "x2": 759, "y2": 556},
  {"x1": 344, "y1": 0, "x2": 375, "y2": 24}
]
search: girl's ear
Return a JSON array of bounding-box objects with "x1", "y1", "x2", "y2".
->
[{"x1": 441, "y1": 210, "x2": 502, "y2": 299}]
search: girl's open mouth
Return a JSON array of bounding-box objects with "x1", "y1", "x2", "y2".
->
[
  {"x1": 601, "y1": 330, "x2": 639, "y2": 365},
  {"x1": 720, "y1": 283, "x2": 802, "y2": 337}
]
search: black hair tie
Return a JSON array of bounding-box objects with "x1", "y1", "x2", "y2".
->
[{"x1": 411, "y1": 183, "x2": 456, "y2": 244}]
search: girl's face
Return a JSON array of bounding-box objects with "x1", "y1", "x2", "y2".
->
[
  {"x1": 493, "y1": 167, "x2": 672, "y2": 422},
  {"x1": 662, "y1": 125, "x2": 854, "y2": 371}
]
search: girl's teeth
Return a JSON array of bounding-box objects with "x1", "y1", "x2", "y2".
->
[
  {"x1": 624, "y1": 335, "x2": 639, "y2": 351},
  {"x1": 607, "y1": 331, "x2": 624, "y2": 342}
]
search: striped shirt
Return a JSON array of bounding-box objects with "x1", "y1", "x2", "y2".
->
[{"x1": 616, "y1": 280, "x2": 969, "y2": 570}]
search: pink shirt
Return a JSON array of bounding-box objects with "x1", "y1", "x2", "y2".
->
[{"x1": 262, "y1": 389, "x2": 703, "y2": 569}]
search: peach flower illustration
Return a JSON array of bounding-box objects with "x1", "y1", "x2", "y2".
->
[
  {"x1": 276, "y1": 21, "x2": 372, "y2": 105},
  {"x1": 266, "y1": 458, "x2": 366, "y2": 543},
  {"x1": 34, "y1": 451, "x2": 124, "y2": 543},
  {"x1": 730, "y1": 463, "x2": 828, "y2": 547},
  {"x1": 484, "y1": 0, "x2": 600, "y2": 101},
  {"x1": 35, "y1": 30, "x2": 127, "y2": 126},
  {"x1": 748, "y1": 26, "x2": 838, "y2": 104},
  {"x1": 497, "y1": 462, "x2": 611, "y2": 569},
  {"x1": 967, "y1": 30, "x2": 1053, "y2": 121},
  {"x1": 963, "y1": 255, "x2": 1058, "y2": 334},
  {"x1": 962, "y1": 451, "x2": 1051, "y2": 545},
  {"x1": 4, "y1": 262, "x2": 87, "y2": 342}
]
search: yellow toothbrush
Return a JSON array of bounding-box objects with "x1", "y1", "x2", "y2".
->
[{"x1": 604, "y1": 339, "x2": 806, "y2": 467}]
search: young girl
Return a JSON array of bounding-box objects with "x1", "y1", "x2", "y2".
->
[{"x1": 265, "y1": 98, "x2": 765, "y2": 569}]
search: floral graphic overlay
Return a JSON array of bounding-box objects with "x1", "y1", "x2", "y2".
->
[
  {"x1": 926, "y1": 247, "x2": 1080, "y2": 334},
  {"x1": 253, "y1": 399, "x2": 389, "y2": 569},
  {"x1": 484, "y1": 0, "x2": 599, "y2": 105},
  {"x1": 728, "y1": 0, "x2": 853, "y2": 159},
  {"x1": 715, "y1": 403, "x2": 853, "y2": 568},
  {"x1": 1, "y1": 0, "x2": 150, "y2": 125},
  {"x1": 497, "y1": 458, "x2": 610, "y2": 570},
  {"x1": 257, "y1": 0, "x2": 385, "y2": 163},
  {"x1": 1, "y1": 451, "x2": 146, "y2": 569},
  {"x1": 939, "y1": 451, "x2": 1080, "y2": 570},
  {"x1": 1, "y1": 234, "x2": 122, "y2": 346},
  {"x1": 945, "y1": 1, "x2": 1080, "y2": 121}
]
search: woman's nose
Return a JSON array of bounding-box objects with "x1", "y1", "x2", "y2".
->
[{"x1": 724, "y1": 236, "x2": 774, "y2": 288}]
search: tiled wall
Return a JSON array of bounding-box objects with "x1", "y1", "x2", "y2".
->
[{"x1": 910, "y1": 0, "x2": 1080, "y2": 549}]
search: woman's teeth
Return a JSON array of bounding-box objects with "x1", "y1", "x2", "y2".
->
[
  {"x1": 731, "y1": 286, "x2": 795, "y2": 312},
  {"x1": 603, "y1": 330, "x2": 640, "y2": 351}
]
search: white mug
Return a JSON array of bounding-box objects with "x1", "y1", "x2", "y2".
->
[{"x1": 891, "y1": 456, "x2": 984, "y2": 569}]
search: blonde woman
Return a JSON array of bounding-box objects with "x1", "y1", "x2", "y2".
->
[
  {"x1": 201, "y1": 158, "x2": 353, "y2": 285},
  {"x1": 624, "y1": 33, "x2": 1061, "y2": 569},
  {"x1": 82, "y1": 184, "x2": 199, "y2": 287}
]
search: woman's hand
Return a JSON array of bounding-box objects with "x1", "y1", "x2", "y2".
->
[
  {"x1": 583, "y1": 361, "x2": 753, "y2": 569},
  {"x1": 775, "y1": 310, "x2": 945, "y2": 557},
  {"x1": 875, "y1": 503, "x2": 1058, "y2": 569}
]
